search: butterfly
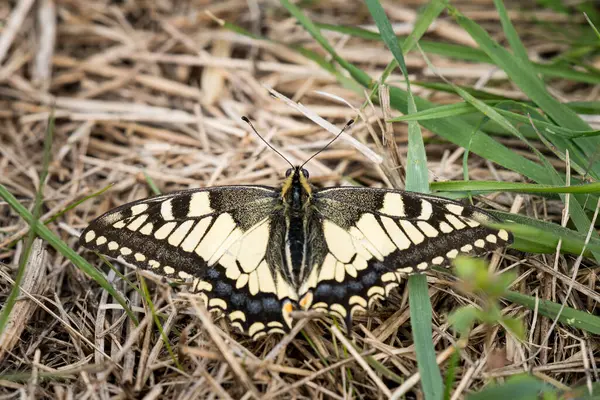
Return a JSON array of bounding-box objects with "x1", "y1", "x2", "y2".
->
[{"x1": 79, "y1": 120, "x2": 512, "y2": 339}]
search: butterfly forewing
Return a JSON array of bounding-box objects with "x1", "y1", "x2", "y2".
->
[
  {"x1": 79, "y1": 186, "x2": 297, "y2": 338},
  {"x1": 299, "y1": 187, "x2": 512, "y2": 323}
]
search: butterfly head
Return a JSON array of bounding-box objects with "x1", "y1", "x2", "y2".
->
[{"x1": 281, "y1": 166, "x2": 312, "y2": 207}]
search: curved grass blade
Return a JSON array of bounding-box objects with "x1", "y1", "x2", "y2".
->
[
  {"x1": 0, "y1": 185, "x2": 138, "y2": 324},
  {"x1": 431, "y1": 180, "x2": 600, "y2": 194},
  {"x1": 364, "y1": 0, "x2": 444, "y2": 398},
  {"x1": 504, "y1": 291, "x2": 600, "y2": 335},
  {"x1": 0, "y1": 115, "x2": 54, "y2": 336}
]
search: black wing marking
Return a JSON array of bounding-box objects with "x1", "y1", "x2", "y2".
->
[
  {"x1": 299, "y1": 187, "x2": 512, "y2": 325},
  {"x1": 79, "y1": 186, "x2": 296, "y2": 338}
]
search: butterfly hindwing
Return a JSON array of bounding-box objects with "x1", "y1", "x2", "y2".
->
[
  {"x1": 79, "y1": 186, "x2": 296, "y2": 338},
  {"x1": 300, "y1": 187, "x2": 512, "y2": 324}
]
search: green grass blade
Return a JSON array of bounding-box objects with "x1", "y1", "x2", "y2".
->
[
  {"x1": 467, "y1": 375, "x2": 552, "y2": 400},
  {"x1": 144, "y1": 171, "x2": 162, "y2": 195},
  {"x1": 504, "y1": 291, "x2": 600, "y2": 335},
  {"x1": 450, "y1": 5, "x2": 600, "y2": 181},
  {"x1": 391, "y1": 102, "x2": 600, "y2": 139},
  {"x1": 496, "y1": 220, "x2": 600, "y2": 256},
  {"x1": 0, "y1": 184, "x2": 138, "y2": 324},
  {"x1": 278, "y1": 0, "x2": 567, "y2": 190},
  {"x1": 408, "y1": 275, "x2": 442, "y2": 399},
  {"x1": 46, "y1": 184, "x2": 114, "y2": 225},
  {"x1": 431, "y1": 180, "x2": 600, "y2": 194},
  {"x1": 139, "y1": 275, "x2": 182, "y2": 370},
  {"x1": 0, "y1": 114, "x2": 54, "y2": 336},
  {"x1": 314, "y1": 24, "x2": 600, "y2": 85},
  {"x1": 364, "y1": 2, "x2": 443, "y2": 398}
]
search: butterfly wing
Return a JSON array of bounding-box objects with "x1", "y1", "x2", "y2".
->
[
  {"x1": 300, "y1": 187, "x2": 512, "y2": 323},
  {"x1": 79, "y1": 186, "x2": 297, "y2": 338}
]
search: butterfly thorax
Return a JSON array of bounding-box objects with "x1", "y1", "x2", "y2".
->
[{"x1": 281, "y1": 167, "x2": 313, "y2": 288}]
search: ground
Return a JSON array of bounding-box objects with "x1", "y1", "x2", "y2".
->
[{"x1": 0, "y1": 0, "x2": 598, "y2": 399}]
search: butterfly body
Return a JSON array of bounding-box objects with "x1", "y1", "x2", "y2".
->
[{"x1": 80, "y1": 166, "x2": 512, "y2": 338}]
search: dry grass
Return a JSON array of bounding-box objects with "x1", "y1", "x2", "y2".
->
[{"x1": 0, "y1": 0, "x2": 598, "y2": 398}]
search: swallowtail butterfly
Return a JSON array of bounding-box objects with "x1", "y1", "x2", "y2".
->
[{"x1": 79, "y1": 121, "x2": 512, "y2": 339}]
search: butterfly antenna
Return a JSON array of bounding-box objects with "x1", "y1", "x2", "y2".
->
[
  {"x1": 300, "y1": 119, "x2": 354, "y2": 169},
  {"x1": 242, "y1": 116, "x2": 294, "y2": 168}
]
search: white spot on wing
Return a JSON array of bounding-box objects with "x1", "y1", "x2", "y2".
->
[
  {"x1": 299, "y1": 267, "x2": 318, "y2": 296},
  {"x1": 345, "y1": 263, "x2": 357, "y2": 278},
  {"x1": 323, "y1": 220, "x2": 354, "y2": 263},
  {"x1": 380, "y1": 193, "x2": 406, "y2": 217},
  {"x1": 160, "y1": 199, "x2": 174, "y2": 221},
  {"x1": 195, "y1": 280, "x2": 212, "y2": 292},
  {"x1": 229, "y1": 311, "x2": 246, "y2": 322},
  {"x1": 168, "y1": 220, "x2": 195, "y2": 246},
  {"x1": 381, "y1": 272, "x2": 396, "y2": 282},
  {"x1": 249, "y1": 322, "x2": 265, "y2": 337},
  {"x1": 439, "y1": 221, "x2": 453, "y2": 233},
  {"x1": 178, "y1": 271, "x2": 192, "y2": 279},
  {"x1": 465, "y1": 219, "x2": 480, "y2": 228},
  {"x1": 446, "y1": 215, "x2": 466, "y2": 230},
  {"x1": 155, "y1": 222, "x2": 177, "y2": 240},
  {"x1": 446, "y1": 204, "x2": 464, "y2": 215},
  {"x1": 349, "y1": 295, "x2": 367, "y2": 307},
  {"x1": 209, "y1": 298, "x2": 227, "y2": 310},
  {"x1": 181, "y1": 218, "x2": 211, "y2": 252},
  {"x1": 208, "y1": 228, "x2": 243, "y2": 266},
  {"x1": 446, "y1": 249, "x2": 459, "y2": 259},
  {"x1": 349, "y1": 227, "x2": 381, "y2": 261},
  {"x1": 367, "y1": 286, "x2": 384, "y2": 298},
  {"x1": 334, "y1": 261, "x2": 345, "y2": 283},
  {"x1": 127, "y1": 214, "x2": 148, "y2": 231},
  {"x1": 256, "y1": 261, "x2": 276, "y2": 294},
  {"x1": 188, "y1": 192, "x2": 213, "y2": 217},
  {"x1": 417, "y1": 221, "x2": 438, "y2": 237},
  {"x1": 330, "y1": 304, "x2": 347, "y2": 318},
  {"x1": 163, "y1": 266, "x2": 175, "y2": 274},
  {"x1": 237, "y1": 220, "x2": 270, "y2": 273},
  {"x1": 131, "y1": 204, "x2": 149, "y2": 215},
  {"x1": 236, "y1": 273, "x2": 249, "y2": 289},
  {"x1": 399, "y1": 220, "x2": 425, "y2": 245},
  {"x1": 418, "y1": 200, "x2": 433, "y2": 220},
  {"x1": 84, "y1": 231, "x2": 96, "y2": 243},
  {"x1": 498, "y1": 229, "x2": 509, "y2": 241},
  {"x1": 196, "y1": 213, "x2": 236, "y2": 261},
  {"x1": 113, "y1": 220, "x2": 127, "y2": 229},
  {"x1": 318, "y1": 254, "x2": 336, "y2": 282},
  {"x1": 222, "y1": 254, "x2": 241, "y2": 280},
  {"x1": 140, "y1": 222, "x2": 153, "y2": 235},
  {"x1": 356, "y1": 214, "x2": 396, "y2": 257},
  {"x1": 381, "y1": 217, "x2": 411, "y2": 250}
]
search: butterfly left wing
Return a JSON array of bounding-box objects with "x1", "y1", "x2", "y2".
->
[
  {"x1": 79, "y1": 186, "x2": 297, "y2": 338},
  {"x1": 299, "y1": 187, "x2": 512, "y2": 324}
]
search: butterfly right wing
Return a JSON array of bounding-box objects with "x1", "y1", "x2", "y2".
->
[
  {"x1": 298, "y1": 187, "x2": 512, "y2": 325},
  {"x1": 79, "y1": 186, "x2": 297, "y2": 338}
]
